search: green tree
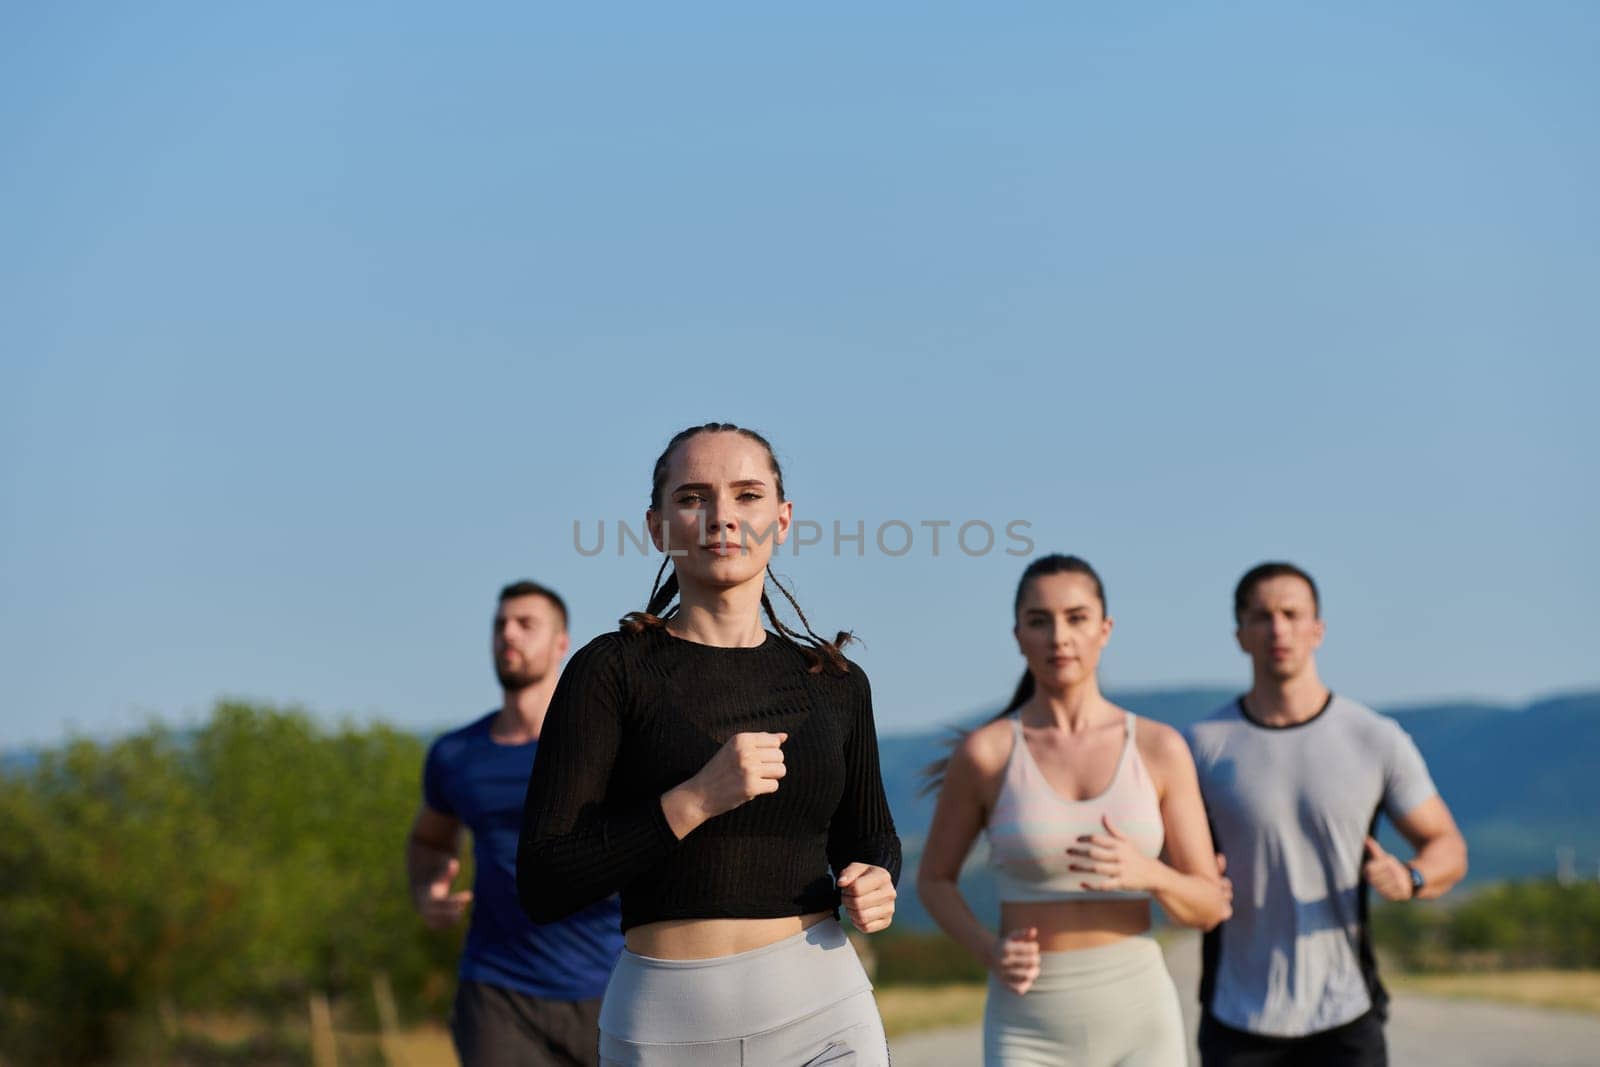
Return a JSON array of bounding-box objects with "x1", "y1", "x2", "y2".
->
[{"x1": 1, "y1": 703, "x2": 463, "y2": 1065}]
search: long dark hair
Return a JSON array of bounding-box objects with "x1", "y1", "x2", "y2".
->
[
  {"x1": 618, "y1": 422, "x2": 854, "y2": 675},
  {"x1": 920, "y1": 554, "x2": 1107, "y2": 792}
]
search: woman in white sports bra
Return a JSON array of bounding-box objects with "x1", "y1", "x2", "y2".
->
[{"x1": 919, "y1": 555, "x2": 1232, "y2": 1066}]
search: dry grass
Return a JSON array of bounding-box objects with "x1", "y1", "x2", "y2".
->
[
  {"x1": 874, "y1": 971, "x2": 1600, "y2": 1041},
  {"x1": 26, "y1": 970, "x2": 1600, "y2": 1065},
  {"x1": 149, "y1": 1014, "x2": 460, "y2": 1066},
  {"x1": 172, "y1": 1007, "x2": 975, "y2": 1066},
  {"x1": 384, "y1": 1025, "x2": 457, "y2": 1066},
  {"x1": 385, "y1": 989, "x2": 992, "y2": 1057},
  {"x1": 374, "y1": 1002, "x2": 992, "y2": 1063},
  {"x1": 387, "y1": 997, "x2": 994, "y2": 1061},
  {"x1": 872, "y1": 983, "x2": 988, "y2": 1038},
  {"x1": 135, "y1": 994, "x2": 992, "y2": 1066},
  {"x1": 1391, "y1": 970, "x2": 1600, "y2": 1016}
]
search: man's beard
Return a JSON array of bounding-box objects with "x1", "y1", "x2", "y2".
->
[{"x1": 496, "y1": 659, "x2": 547, "y2": 691}]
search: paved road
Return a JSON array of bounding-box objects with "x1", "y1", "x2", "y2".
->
[{"x1": 889, "y1": 934, "x2": 1600, "y2": 1066}]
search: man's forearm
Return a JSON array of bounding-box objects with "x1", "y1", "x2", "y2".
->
[
  {"x1": 406, "y1": 837, "x2": 456, "y2": 898},
  {"x1": 1410, "y1": 832, "x2": 1468, "y2": 899}
]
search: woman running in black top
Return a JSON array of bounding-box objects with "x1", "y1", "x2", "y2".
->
[{"x1": 518, "y1": 422, "x2": 900, "y2": 1066}]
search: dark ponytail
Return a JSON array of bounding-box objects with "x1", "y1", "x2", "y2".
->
[
  {"x1": 619, "y1": 423, "x2": 854, "y2": 675},
  {"x1": 920, "y1": 554, "x2": 1106, "y2": 793}
]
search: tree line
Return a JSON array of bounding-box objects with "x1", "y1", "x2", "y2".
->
[
  {"x1": 1372, "y1": 878, "x2": 1600, "y2": 971},
  {"x1": 0, "y1": 703, "x2": 461, "y2": 1065}
]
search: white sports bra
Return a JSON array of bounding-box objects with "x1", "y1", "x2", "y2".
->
[{"x1": 985, "y1": 711, "x2": 1165, "y2": 902}]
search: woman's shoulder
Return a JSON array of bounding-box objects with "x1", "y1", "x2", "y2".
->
[
  {"x1": 836, "y1": 650, "x2": 872, "y2": 693},
  {"x1": 761, "y1": 634, "x2": 868, "y2": 687},
  {"x1": 567, "y1": 627, "x2": 664, "y2": 675},
  {"x1": 1126, "y1": 709, "x2": 1194, "y2": 772},
  {"x1": 573, "y1": 628, "x2": 631, "y2": 659},
  {"x1": 554, "y1": 631, "x2": 625, "y2": 682},
  {"x1": 588, "y1": 621, "x2": 699, "y2": 654},
  {"x1": 954, "y1": 715, "x2": 1017, "y2": 778}
]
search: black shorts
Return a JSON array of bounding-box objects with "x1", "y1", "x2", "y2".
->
[
  {"x1": 451, "y1": 980, "x2": 603, "y2": 1067},
  {"x1": 1198, "y1": 1009, "x2": 1387, "y2": 1067}
]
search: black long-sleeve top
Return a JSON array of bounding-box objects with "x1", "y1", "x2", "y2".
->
[{"x1": 517, "y1": 627, "x2": 901, "y2": 931}]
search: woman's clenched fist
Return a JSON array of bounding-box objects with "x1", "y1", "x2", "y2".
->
[{"x1": 661, "y1": 732, "x2": 787, "y2": 838}]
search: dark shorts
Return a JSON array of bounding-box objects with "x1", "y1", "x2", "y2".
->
[
  {"x1": 451, "y1": 980, "x2": 603, "y2": 1067},
  {"x1": 1199, "y1": 1009, "x2": 1387, "y2": 1067}
]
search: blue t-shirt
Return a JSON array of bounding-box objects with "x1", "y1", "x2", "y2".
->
[{"x1": 423, "y1": 711, "x2": 624, "y2": 1000}]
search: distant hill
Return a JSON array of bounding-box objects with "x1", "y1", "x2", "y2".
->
[
  {"x1": 0, "y1": 746, "x2": 40, "y2": 776},
  {"x1": 882, "y1": 688, "x2": 1600, "y2": 930}
]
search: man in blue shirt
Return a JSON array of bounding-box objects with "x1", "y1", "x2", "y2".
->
[{"x1": 407, "y1": 581, "x2": 623, "y2": 1066}]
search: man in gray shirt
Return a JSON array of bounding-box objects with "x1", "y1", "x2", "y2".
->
[{"x1": 1185, "y1": 562, "x2": 1468, "y2": 1066}]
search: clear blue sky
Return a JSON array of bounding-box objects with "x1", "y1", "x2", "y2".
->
[{"x1": 3, "y1": 2, "x2": 1595, "y2": 749}]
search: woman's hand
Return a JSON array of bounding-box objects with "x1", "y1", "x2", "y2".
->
[
  {"x1": 1066, "y1": 815, "x2": 1169, "y2": 893},
  {"x1": 662, "y1": 732, "x2": 786, "y2": 837},
  {"x1": 989, "y1": 927, "x2": 1041, "y2": 995},
  {"x1": 837, "y1": 863, "x2": 896, "y2": 933},
  {"x1": 692, "y1": 731, "x2": 788, "y2": 817}
]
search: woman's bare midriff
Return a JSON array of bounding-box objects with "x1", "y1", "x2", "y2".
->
[
  {"x1": 625, "y1": 911, "x2": 833, "y2": 960},
  {"x1": 1001, "y1": 897, "x2": 1152, "y2": 952}
]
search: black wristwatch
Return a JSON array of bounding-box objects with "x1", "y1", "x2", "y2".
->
[{"x1": 1406, "y1": 864, "x2": 1425, "y2": 898}]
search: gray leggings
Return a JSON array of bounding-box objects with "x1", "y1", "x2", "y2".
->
[
  {"x1": 984, "y1": 934, "x2": 1186, "y2": 1066},
  {"x1": 598, "y1": 919, "x2": 888, "y2": 1066}
]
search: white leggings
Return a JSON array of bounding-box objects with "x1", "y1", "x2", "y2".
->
[
  {"x1": 983, "y1": 935, "x2": 1186, "y2": 1066},
  {"x1": 598, "y1": 919, "x2": 888, "y2": 1066}
]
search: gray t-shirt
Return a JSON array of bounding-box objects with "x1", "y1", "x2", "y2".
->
[{"x1": 1185, "y1": 694, "x2": 1437, "y2": 1037}]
